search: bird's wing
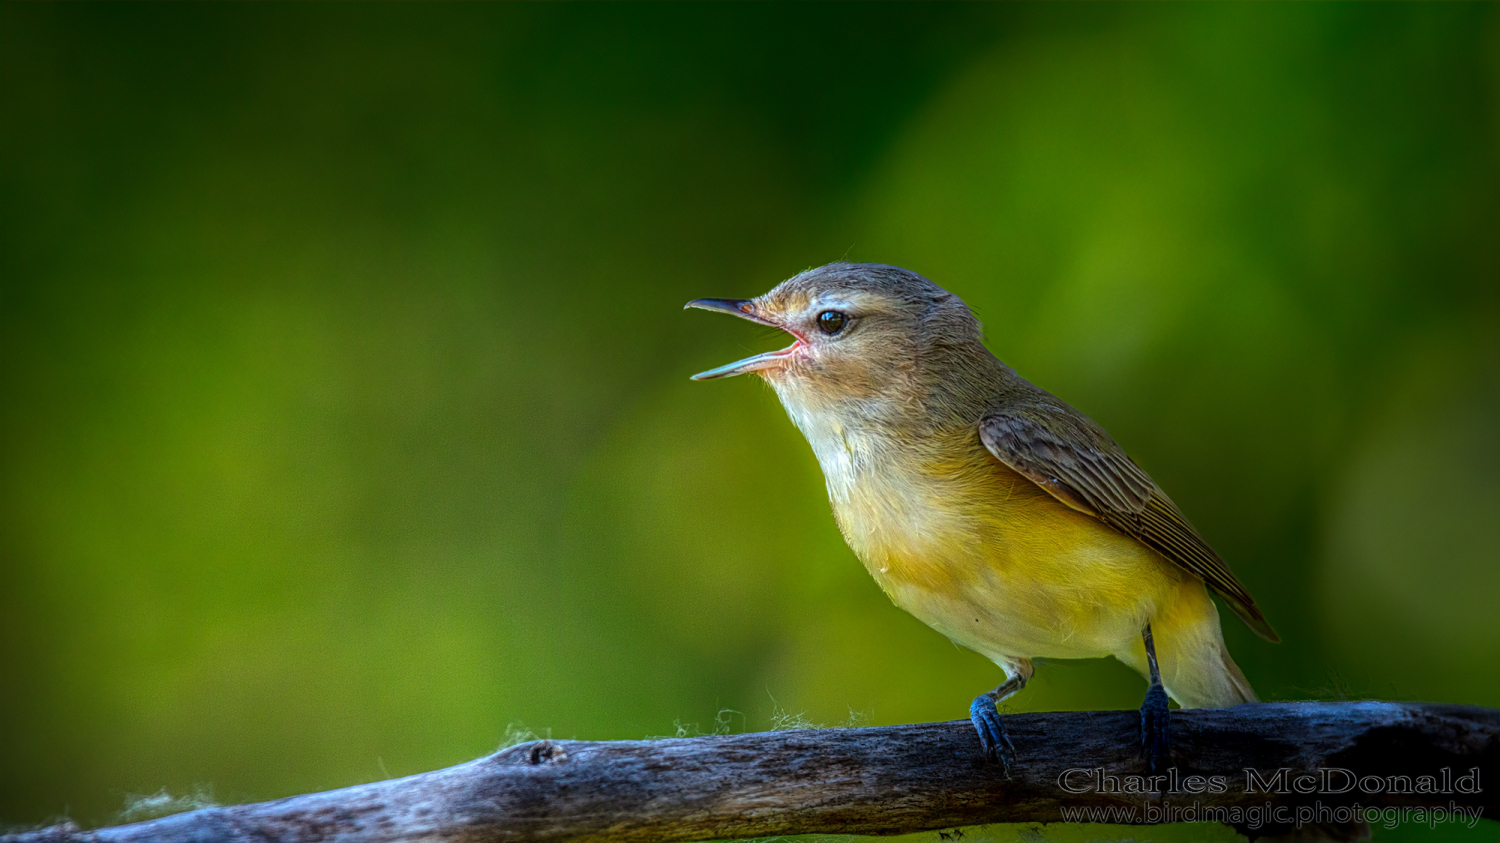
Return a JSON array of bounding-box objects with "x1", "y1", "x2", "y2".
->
[{"x1": 979, "y1": 408, "x2": 1280, "y2": 642}]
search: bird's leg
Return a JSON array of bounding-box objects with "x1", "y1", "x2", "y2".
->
[
  {"x1": 1139, "y1": 622, "x2": 1170, "y2": 775},
  {"x1": 969, "y1": 671, "x2": 1027, "y2": 771}
]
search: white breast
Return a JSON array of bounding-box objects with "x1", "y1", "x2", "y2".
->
[
  {"x1": 778, "y1": 393, "x2": 951, "y2": 574},
  {"x1": 782, "y1": 400, "x2": 863, "y2": 505}
]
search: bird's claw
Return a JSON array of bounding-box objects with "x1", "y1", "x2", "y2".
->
[
  {"x1": 969, "y1": 694, "x2": 1016, "y2": 773},
  {"x1": 1139, "y1": 682, "x2": 1170, "y2": 775}
]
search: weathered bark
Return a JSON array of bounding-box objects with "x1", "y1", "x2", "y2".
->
[{"x1": 5, "y1": 702, "x2": 1495, "y2": 843}]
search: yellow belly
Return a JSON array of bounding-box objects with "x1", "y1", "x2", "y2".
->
[{"x1": 831, "y1": 449, "x2": 1184, "y2": 664}]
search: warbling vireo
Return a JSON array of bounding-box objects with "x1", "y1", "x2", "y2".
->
[{"x1": 687, "y1": 262, "x2": 1276, "y2": 772}]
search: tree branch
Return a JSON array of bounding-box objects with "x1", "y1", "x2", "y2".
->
[{"x1": 6, "y1": 702, "x2": 1496, "y2": 843}]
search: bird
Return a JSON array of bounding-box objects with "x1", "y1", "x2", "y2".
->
[{"x1": 685, "y1": 262, "x2": 1276, "y2": 773}]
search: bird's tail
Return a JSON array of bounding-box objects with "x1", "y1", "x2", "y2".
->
[
  {"x1": 1133, "y1": 577, "x2": 1259, "y2": 709},
  {"x1": 1217, "y1": 644, "x2": 1258, "y2": 705}
]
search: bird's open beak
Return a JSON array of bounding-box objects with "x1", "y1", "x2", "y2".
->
[{"x1": 684, "y1": 298, "x2": 803, "y2": 380}]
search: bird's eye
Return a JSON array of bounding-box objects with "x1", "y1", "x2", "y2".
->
[{"x1": 817, "y1": 310, "x2": 847, "y2": 335}]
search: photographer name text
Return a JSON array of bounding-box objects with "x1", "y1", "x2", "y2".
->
[{"x1": 1058, "y1": 766, "x2": 1482, "y2": 796}]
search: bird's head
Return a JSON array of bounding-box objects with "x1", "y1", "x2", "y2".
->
[{"x1": 686, "y1": 262, "x2": 983, "y2": 413}]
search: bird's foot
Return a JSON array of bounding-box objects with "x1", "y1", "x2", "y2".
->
[
  {"x1": 969, "y1": 693, "x2": 1016, "y2": 772},
  {"x1": 1139, "y1": 682, "x2": 1170, "y2": 775}
]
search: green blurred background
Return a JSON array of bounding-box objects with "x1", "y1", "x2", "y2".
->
[{"x1": 3, "y1": 4, "x2": 1498, "y2": 841}]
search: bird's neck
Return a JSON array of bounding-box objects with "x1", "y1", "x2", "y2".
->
[
  {"x1": 776, "y1": 393, "x2": 889, "y2": 506},
  {"x1": 769, "y1": 342, "x2": 1010, "y2": 505}
]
